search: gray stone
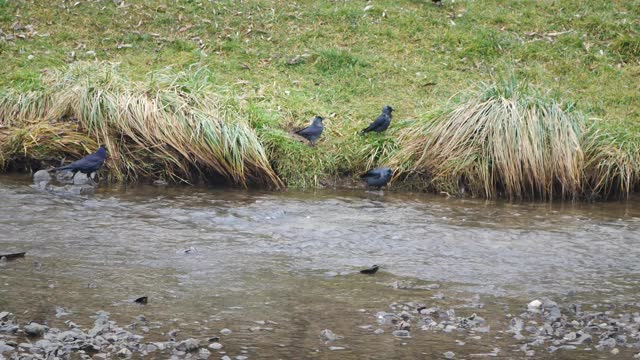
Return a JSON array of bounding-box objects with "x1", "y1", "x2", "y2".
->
[
  {"x1": 176, "y1": 338, "x2": 200, "y2": 352},
  {"x1": 392, "y1": 330, "x2": 411, "y2": 338},
  {"x1": 320, "y1": 329, "x2": 341, "y2": 342},
  {"x1": 117, "y1": 347, "x2": 132, "y2": 358},
  {"x1": 33, "y1": 170, "x2": 51, "y2": 185},
  {"x1": 220, "y1": 328, "x2": 232, "y2": 336},
  {"x1": 198, "y1": 348, "x2": 211, "y2": 358},
  {"x1": 373, "y1": 329, "x2": 384, "y2": 334},
  {"x1": 0, "y1": 341, "x2": 15, "y2": 353},
  {"x1": 25, "y1": 322, "x2": 46, "y2": 337},
  {"x1": 444, "y1": 351, "x2": 455, "y2": 359},
  {"x1": 208, "y1": 342, "x2": 223, "y2": 350}
]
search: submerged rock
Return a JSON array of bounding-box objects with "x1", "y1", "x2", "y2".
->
[{"x1": 320, "y1": 329, "x2": 341, "y2": 342}]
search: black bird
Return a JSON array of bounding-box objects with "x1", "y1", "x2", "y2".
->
[
  {"x1": 361, "y1": 167, "x2": 393, "y2": 189},
  {"x1": 360, "y1": 265, "x2": 379, "y2": 275},
  {"x1": 295, "y1": 116, "x2": 324, "y2": 145},
  {"x1": 361, "y1": 105, "x2": 393, "y2": 135},
  {"x1": 50, "y1": 145, "x2": 107, "y2": 177}
]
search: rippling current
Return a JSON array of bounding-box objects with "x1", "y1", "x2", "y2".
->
[{"x1": 1, "y1": 174, "x2": 639, "y2": 358}]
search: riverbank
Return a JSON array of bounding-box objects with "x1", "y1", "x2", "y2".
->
[{"x1": 1, "y1": 1, "x2": 638, "y2": 199}]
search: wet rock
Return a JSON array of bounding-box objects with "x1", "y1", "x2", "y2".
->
[
  {"x1": 392, "y1": 330, "x2": 411, "y2": 338},
  {"x1": 528, "y1": 300, "x2": 542, "y2": 313},
  {"x1": 176, "y1": 338, "x2": 200, "y2": 352},
  {"x1": 320, "y1": 329, "x2": 341, "y2": 342},
  {"x1": 25, "y1": 322, "x2": 47, "y2": 337},
  {"x1": 198, "y1": 348, "x2": 211, "y2": 358},
  {"x1": 117, "y1": 347, "x2": 132, "y2": 358},
  {"x1": 235, "y1": 356, "x2": 248, "y2": 360},
  {"x1": 73, "y1": 172, "x2": 91, "y2": 185},
  {"x1": 208, "y1": 342, "x2": 223, "y2": 350},
  {"x1": 329, "y1": 346, "x2": 345, "y2": 351},
  {"x1": 220, "y1": 328, "x2": 232, "y2": 336},
  {"x1": 444, "y1": 351, "x2": 455, "y2": 359},
  {"x1": 0, "y1": 341, "x2": 15, "y2": 353},
  {"x1": 374, "y1": 328, "x2": 384, "y2": 334},
  {"x1": 396, "y1": 320, "x2": 411, "y2": 331}
]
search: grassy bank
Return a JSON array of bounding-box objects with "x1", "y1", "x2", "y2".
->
[{"x1": 0, "y1": 0, "x2": 638, "y2": 198}]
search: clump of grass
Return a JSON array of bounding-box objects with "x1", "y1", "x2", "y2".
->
[
  {"x1": 583, "y1": 121, "x2": 640, "y2": 198},
  {"x1": 391, "y1": 81, "x2": 586, "y2": 199},
  {"x1": 0, "y1": 62, "x2": 282, "y2": 188}
]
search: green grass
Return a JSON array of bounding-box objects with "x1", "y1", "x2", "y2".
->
[{"x1": 0, "y1": 0, "x2": 638, "y2": 198}]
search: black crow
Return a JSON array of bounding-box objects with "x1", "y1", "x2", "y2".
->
[
  {"x1": 295, "y1": 116, "x2": 324, "y2": 145},
  {"x1": 361, "y1": 167, "x2": 393, "y2": 189},
  {"x1": 50, "y1": 145, "x2": 107, "y2": 177},
  {"x1": 361, "y1": 105, "x2": 393, "y2": 134},
  {"x1": 360, "y1": 265, "x2": 379, "y2": 275}
]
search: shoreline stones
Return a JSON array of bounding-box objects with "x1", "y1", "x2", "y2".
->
[
  {"x1": 0, "y1": 311, "x2": 223, "y2": 358},
  {"x1": 371, "y1": 297, "x2": 640, "y2": 357}
]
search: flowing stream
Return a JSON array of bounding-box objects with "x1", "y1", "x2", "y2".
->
[{"x1": 1, "y1": 174, "x2": 639, "y2": 359}]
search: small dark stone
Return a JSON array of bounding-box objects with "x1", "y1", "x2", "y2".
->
[
  {"x1": 134, "y1": 296, "x2": 148, "y2": 305},
  {"x1": 360, "y1": 265, "x2": 379, "y2": 275}
]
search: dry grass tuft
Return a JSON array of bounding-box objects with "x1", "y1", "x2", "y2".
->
[
  {"x1": 392, "y1": 83, "x2": 586, "y2": 199},
  {"x1": 0, "y1": 63, "x2": 282, "y2": 188}
]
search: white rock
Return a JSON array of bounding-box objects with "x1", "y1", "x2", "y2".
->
[{"x1": 527, "y1": 300, "x2": 542, "y2": 313}]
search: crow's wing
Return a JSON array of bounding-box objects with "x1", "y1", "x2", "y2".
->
[
  {"x1": 56, "y1": 154, "x2": 104, "y2": 171},
  {"x1": 296, "y1": 124, "x2": 321, "y2": 137},
  {"x1": 362, "y1": 114, "x2": 388, "y2": 133},
  {"x1": 360, "y1": 169, "x2": 382, "y2": 179}
]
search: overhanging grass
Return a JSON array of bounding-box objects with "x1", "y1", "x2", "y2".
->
[
  {"x1": 0, "y1": 62, "x2": 283, "y2": 188},
  {"x1": 391, "y1": 82, "x2": 587, "y2": 199}
]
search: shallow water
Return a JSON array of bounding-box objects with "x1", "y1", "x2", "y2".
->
[{"x1": 1, "y1": 174, "x2": 639, "y2": 359}]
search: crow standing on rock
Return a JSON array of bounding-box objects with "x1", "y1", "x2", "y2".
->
[
  {"x1": 361, "y1": 167, "x2": 393, "y2": 189},
  {"x1": 50, "y1": 145, "x2": 107, "y2": 179},
  {"x1": 361, "y1": 105, "x2": 393, "y2": 135},
  {"x1": 295, "y1": 116, "x2": 324, "y2": 146}
]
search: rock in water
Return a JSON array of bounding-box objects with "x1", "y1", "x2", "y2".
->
[
  {"x1": 527, "y1": 299, "x2": 542, "y2": 313},
  {"x1": 73, "y1": 172, "x2": 90, "y2": 185},
  {"x1": 320, "y1": 329, "x2": 341, "y2": 341},
  {"x1": 444, "y1": 351, "x2": 455, "y2": 359},
  {"x1": 33, "y1": 170, "x2": 51, "y2": 188},
  {"x1": 24, "y1": 322, "x2": 46, "y2": 337},
  {"x1": 134, "y1": 296, "x2": 148, "y2": 305},
  {"x1": 176, "y1": 338, "x2": 200, "y2": 352}
]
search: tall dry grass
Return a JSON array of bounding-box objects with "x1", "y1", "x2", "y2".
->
[
  {"x1": 583, "y1": 122, "x2": 640, "y2": 198},
  {"x1": 391, "y1": 83, "x2": 586, "y2": 199},
  {"x1": 0, "y1": 63, "x2": 282, "y2": 188}
]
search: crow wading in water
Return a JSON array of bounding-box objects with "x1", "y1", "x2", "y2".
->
[
  {"x1": 361, "y1": 167, "x2": 393, "y2": 189},
  {"x1": 50, "y1": 145, "x2": 107, "y2": 181},
  {"x1": 295, "y1": 116, "x2": 324, "y2": 146},
  {"x1": 361, "y1": 105, "x2": 393, "y2": 135}
]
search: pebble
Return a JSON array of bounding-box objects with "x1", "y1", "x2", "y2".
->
[
  {"x1": 320, "y1": 329, "x2": 341, "y2": 342},
  {"x1": 220, "y1": 328, "x2": 232, "y2": 336},
  {"x1": 444, "y1": 351, "x2": 455, "y2": 359},
  {"x1": 176, "y1": 338, "x2": 200, "y2": 352},
  {"x1": 209, "y1": 342, "x2": 223, "y2": 350},
  {"x1": 373, "y1": 329, "x2": 384, "y2": 334},
  {"x1": 392, "y1": 330, "x2": 411, "y2": 338},
  {"x1": 328, "y1": 346, "x2": 345, "y2": 351}
]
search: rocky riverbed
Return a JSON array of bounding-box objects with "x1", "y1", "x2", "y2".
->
[{"x1": 2, "y1": 293, "x2": 640, "y2": 359}]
